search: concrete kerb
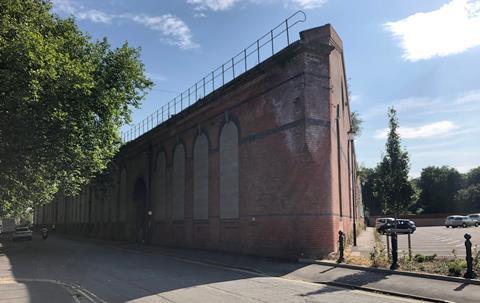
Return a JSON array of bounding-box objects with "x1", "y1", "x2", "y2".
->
[
  {"x1": 319, "y1": 281, "x2": 454, "y2": 303},
  {"x1": 301, "y1": 259, "x2": 480, "y2": 286}
]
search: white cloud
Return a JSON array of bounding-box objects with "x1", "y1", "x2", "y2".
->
[
  {"x1": 292, "y1": 0, "x2": 327, "y2": 9},
  {"x1": 52, "y1": 0, "x2": 111, "y2": 23},
  {"x1": 126, "y1": 14, "x2": 198, "y2": 50},
  {"x1": 145, "y1": 72, "x2": 167, "y2": 82},
  {"x1": 77, "y1": 9, "x2": 113, "y2": 23},
  {"x1": 385, "y1": 0, "x2": 480, "y2": 61},
  {"x1": 51, "y1": 0, "x2": 198, "y2": 50},
  {"x1": 350, "y1": 94, "x2": 360, "y2": 103},
  {"x1": 187, "y1": 0, "x2": 240, "y2": 11},
  {"x1": 186, "y1": 0, "x2": 327, "y2": 11},
  {"x1": 455, "y1": 89, "x2": 480, "y2": 104},
  {"x1": 363, "y1": 90, "x2": 480, "y2": 120},
  {"x1": 374, "y1": 120, "x2": 459, "y2": 139}
]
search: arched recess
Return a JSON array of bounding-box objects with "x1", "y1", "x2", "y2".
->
[
  {"x1": 219, "y1": 121, "x2": 239, "y2": 219},
  {"x1": 172, "y1": 143, "x2": 185, "y2": 220},
  {"x1": 153, "y1": 151, "x2": 166, "y2": 221},
  {"x1": 193, "y1": 132, "x2": 209, "y2": 220},
  {"x1": 119, "y1": 168, "x2": 127, "y2": 222},
  {"x1": 133, "y1": 177, "x2": 147, "y2": 243}
]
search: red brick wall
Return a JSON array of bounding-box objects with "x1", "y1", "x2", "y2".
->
[{"x1": 37, "y1": 24, "x2": 360, "y2": 260}]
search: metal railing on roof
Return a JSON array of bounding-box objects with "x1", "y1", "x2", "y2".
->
[{"x1": 121, "y1": 11, "x2": 307, "y2": 143}]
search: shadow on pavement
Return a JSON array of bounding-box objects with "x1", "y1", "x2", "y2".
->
[
  {"x1": 0, "y1": 233, "x2": 309, "y2": 302},
  {"x1": 299, "y1": 269, "x2": 391, "y2": 297},
  {"x1": 454, "y1": 283, "x2": 470, "y2": 291}
]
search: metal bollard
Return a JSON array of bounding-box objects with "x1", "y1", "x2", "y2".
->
[
  {"x1": 464, "y1": 233, "x2": 476, "y2": 279},
  {"x1": 390, "y1": 232, "x2": 398, "y2": 270},
  {"x1": 408, "y1": 232, "x2": 412, "y2": 260},
  {"x1": 337, "y1": 230, "x2": 345, "y2": 263}
]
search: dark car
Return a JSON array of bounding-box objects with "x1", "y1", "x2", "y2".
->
[
  {"x1": 12, "y1": 226, "x2": 33, "y2": 241},
  {"x1": 377, "y1": 219, "x2": 416, "y2": 234}
]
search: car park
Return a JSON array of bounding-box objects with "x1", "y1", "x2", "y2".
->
[
  {"x1": 12, "y1": 226, "x2": 33, "y2": 241},
  {"x1": 467, "y1": 214, "x2": 480, "y2": 227},
  {"x1": 377, "y1": 219, "x2": 416, "y2": 234},
  {"x1": 445, "y1": 215, "x2": 476, "y2": 228}
]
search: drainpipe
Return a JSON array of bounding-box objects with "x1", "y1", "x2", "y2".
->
[
  {"x1": 348, "y1": 130, "x2": 357, "y2": 246},
  {"x1": 336, "y1": 106, "x2": 343, "y2": 218},
  {"x1": 146, "y1": 145, "x2": 153, "y2": 244}
]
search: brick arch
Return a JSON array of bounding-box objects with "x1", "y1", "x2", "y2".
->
[
  {"x1": 119, "y1": 167, "x2": 128, "y2": 222},
  {"x1": 172, "y1": 142, "x2": 186, "y2": 220},
  {"x1": 133, "y1": 177, "x2": 147, "y2": 243},
  {"x1": 193, "y1": 131, "x2": 209, "y2": 220},
  {"x1": 217, "y1": 111, "x2": 241, "y2": 146},
  {"x1": 219, "y1": 120, "x2": 239, "y2": 219},
  {"x1": 152, "y1": 150, "x2": 167, "y2": 221},
  {"x1": 153, "y1": 147, "x2": 168, "y2": 172}
]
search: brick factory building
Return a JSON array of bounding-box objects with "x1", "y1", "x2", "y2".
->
[{"x1": 35, "y1": 24, "x2": 364, "y2": 259}]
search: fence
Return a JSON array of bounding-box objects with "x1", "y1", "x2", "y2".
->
[{"x1": 121, "y1": 11, "x2": 307, "y2": 143}]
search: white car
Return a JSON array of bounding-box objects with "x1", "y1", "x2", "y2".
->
[
  {"x1": 12, "y1": 227, "x2": 33, "y2": 241},
  {"x1": 468, "y1": 214, "x2": 480, "y2": 227},
  {"x1": 375, "y1": 217, "x2": 394, "y2": 229},
  {"x1": 445, "y1": 215, "x2": 476, "y2": 228}
]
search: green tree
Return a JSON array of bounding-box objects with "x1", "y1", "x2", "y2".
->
[
  {"x1": 350, "y1": 111, "x2": 363, "y2": 137},
  {"x1": 358, "y1": 166, "x2": 381, "y2": 215},
  {"x1": 374, "y1": 107, "x2": 415, "y2": 216},
  {"x1": 417, "y1": 166, "x2": 463, "y2": 213},
  {"x1": 455, "y1": 166, "x2": 480, "y2": 212},
  {"x1": 0, "y1": 0, "x2": 153, "y2": 216},
  {"x1": 466, "y1": 167, "x2": 480, "y2": 187},
  {"x1": 455, "y1": 184, "x2": 480, "y2": 213}
]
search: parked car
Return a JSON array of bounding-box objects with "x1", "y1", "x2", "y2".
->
[
  {"x1": 445, "y1": 215, "x2": 476, "y2": 228},
  {"x1": 377, "y1": 219, "x2": 416, "y2": 234},
  {"x1": 12, "y1": 226, "x2": 32, "y2": 241},
  {"x1": 467, "y1": 214, "x2": 480, "y2": 227},
  {"x1": 375, "y1": 217, "x2": 395, "y2": 229}
]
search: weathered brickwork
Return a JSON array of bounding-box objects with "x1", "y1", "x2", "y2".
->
[{"x1": 35, "y1": 24, "x2": 363, "y2": 259}]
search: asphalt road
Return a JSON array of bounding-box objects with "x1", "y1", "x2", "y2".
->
[
  {"x1": 0, "y1": 234, "x2": 424, "y2": 303},
  {"x1": 381, "y1": 226, "x2": 480, "y2": 257}
]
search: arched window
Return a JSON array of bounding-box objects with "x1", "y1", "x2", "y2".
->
[
  {"x1": 153, "y1": 151, "x2": 166, "y2": 221},
  {"x1": 119, "y1": 168, "x2": 127, "y2": 222},
  {"x1": 172, "y1": 144, "x2": 185, "y2": 220},
  {"x1": 219, "y1": 121, "x2": 239, "y2": 219},
  {"x1": 193, "y1": 132, "x2": 209, "y2": 220}
]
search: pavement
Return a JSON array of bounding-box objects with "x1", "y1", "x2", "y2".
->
[
  {"x1": 0, "y1": 279, "x2": 76, "y2": 303},
  {"x1": 350, "y1": 227, "x2": 376, "y2": 257},
  {"x1": 0, "y1": 232, "x2": 479, "y2": 302}
]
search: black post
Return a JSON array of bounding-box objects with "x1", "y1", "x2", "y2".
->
[
  {"x1": 386, "y1": 233, "x2": 390, "y2": 257},
  {"x1": 408, "y1": 232, "x2": 412, "y2": 260},
  {"x1": 337, "y1": 230, "x2": 345, "y2": 263},
  {"x1": 464, "y1": 233, "x2": 476, "y2": 279},
  {"x1": 390, "y1": 232, "x2": 398, "y2": 270}
]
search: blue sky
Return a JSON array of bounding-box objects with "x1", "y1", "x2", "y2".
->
[{"x1": 51, "y1": 0, "x2": 480, "y2": 177}]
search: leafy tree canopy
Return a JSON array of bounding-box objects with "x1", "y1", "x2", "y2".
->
[
  {"x1": 417, "y1": 166, "x2": 463, "y2": 214},
  {"x1": 358, "y1": 166, "x2": 381, "y2": 215},
  {"x1": 455, "y1": 184, "x2": 480, "y2": 213},
  {"x1": 373, "y1": 107, "x2": 415, "y2": 216},
  {"x1": 0, "y1": 0, "x2": 153, "y2": 216},
  {"x1": 466, "y1": 167, "x2": 480, "y2": 187}
]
